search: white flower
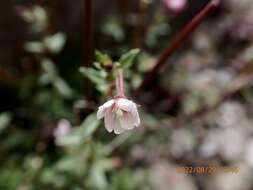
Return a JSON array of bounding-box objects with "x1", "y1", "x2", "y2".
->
[{"x1": 97, "y1": 98, "x2": 140, "y2": 134}]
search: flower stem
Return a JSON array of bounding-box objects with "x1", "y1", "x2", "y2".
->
[
  {"x1": 116, "y1": 69, "x2": 125, "y2": 98},
  {"x1": 134, "y1": 0, "x2": 220, "y2": 95}
]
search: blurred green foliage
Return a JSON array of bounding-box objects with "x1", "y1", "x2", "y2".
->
[
  {"x1": 0, "y1": 4, "x2": 148, "y2": 189},
  {"x1": 2, "y1": 1, "x2": 253, "y2": 190}
]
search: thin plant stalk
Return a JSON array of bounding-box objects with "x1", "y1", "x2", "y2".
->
[
  {"x1": 116, "y1": 69, "x2": 126, "y2": 98},
  {"x1": 84, "y1": 0, "x2": 93, "y2": 98},
  {"x1": 134, "y1": 0, "x2": 220, "y2": 95}
]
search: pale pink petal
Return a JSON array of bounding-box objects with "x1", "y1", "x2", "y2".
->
[
  {"x1": 118, "y1": 98, "x2": 140, "y2": 127},
  {"x1": 105, "y1": 111, "x2": 124, "y2": 134},
  {"x1": 104, "y1": 111, "x2": 115, "y2": 133},
  {"x1": 131, "y1": 106, "x2": 140, "y2": 127},
  {"x1": 97, "y1": 107, "x2": 105, "y2": 120},
  {"x1": 124, "y1": 101, "x2": 140, "y2": 127},
  {"x1": 119, "y1": 112, "x2": 135, "y2": 130},
  {"x1": 102, "y1": 99, "x2": 115, "y2": 108},
  {"x1": 113, "y1": 121, "x2": 125, "y2": 134},
  {"x1": 117, "y1": 98, "x2": 135, "y2": 112},
  {"x1": 104, "y1": 110, "x2": 125, "y2": 134},
  {"x1": 97, "y1": 99, "x2": 114, "y2": 120},
  {"x1": 98, "y1": 98, "x2": 140, "y2": 134}
]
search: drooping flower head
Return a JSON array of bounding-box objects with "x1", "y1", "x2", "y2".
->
[
  {"x1": 97, "y1": 68, "x2": 140, "y2": 134},
  {"x1": 97, "y1": 97, "x2": 140, "y2": 134}
]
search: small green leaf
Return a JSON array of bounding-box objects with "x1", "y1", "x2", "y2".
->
[
  {"x1": 79, "y1": 113, "x2": 100, "y2": 140},
  {"x1": 0, "y1": 112, "x2": 12, "y2": 132},
  {"x1": 79, "y1": 67, "x2": 106, "y2": 85},
  {"x1": 54, "y1": 78, "x2": 73, "y2": 98},
  {"x1": 56, "y1": 131, "x2": 81, "y2": 146},
  {"x1": 102, "y1": 18, "x2": 125, "y2": 41},
  {"x1": 39, "y1": 58, "x2": 57, "y2": 84},
  {"x1": 89, "y1": 164, "x2": 108, "y2": 189},
  {"x1": 41, "y1": 58, "x2": 56, "y2": 74},
  {"x1": 56, "y1": 113, "x2": 100, "y2": 146},
  {"x1": 95, "y1": 50, "x2": 112, "y2": 63},
  {"x1": 94, "y1": 62, "x2": 103, "y2": 70},
  {"x1": 24, "y1": 42, "x2": 44, "y2": 53},
  {"x1": 43, "y1": 33, "x2": 66, "y2": 54},
  {"x1": 119, "y1": 49, "x2": 140, "y2": 69},
  {"x1": 137, "y1": 52, "x2": 156, "y2": 72}
]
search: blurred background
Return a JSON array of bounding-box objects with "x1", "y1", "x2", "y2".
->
[{"x1": 0, "y1": 0, "x2": 253, "y2": 189}]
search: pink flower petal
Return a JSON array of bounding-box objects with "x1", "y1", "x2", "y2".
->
[
  {"x1": 118, "y1": 98, "x2": 140, "y2": 127},
  {"x1": 131, "y1": 106, "x2": 140, "y2": 127},
  {"x1": 120, "y1": 112, "x2": 135, "y2": 130},
  {"x1": 98, "y1": 97, "x2": 140, "y2": 134},
  {"x1": 105, "y1": 110, "x2": 125, "y2": 134},
  {"x1": 97, "y1": 99, "x2": 114, "y2": 119},
  {"x1": 104, "y1": 110, "x2": 115, "y2": 133},
  {"x1": 113, "y1": 123, "x2": 125, "y2": 134},
  {"x1": 117, "y1": 98, "x2": 135, "y2": 112}
]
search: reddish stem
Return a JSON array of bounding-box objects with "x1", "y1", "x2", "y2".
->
[
  {"x1": 84, "y1": 0, "x2": 93, "y2": 98},
  {"x1": 36, "y1": 0, "x2": 44, "y2": 6},
  {"x1": 134, "y1": 0, "x2": 220, "y2": 95},
  {"x1": 116, "y1": 69, "x2": 126, "y2": 98}
]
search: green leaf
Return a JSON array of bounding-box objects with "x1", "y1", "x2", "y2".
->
[
  {"x1": 88, "y1": 164, "x2": 108, "y2": 189},
  {"x1": 102, "y1": 18, "x2": 125, "y2": 41},
  {"x1": 20, "y1": 6, "x2": 48, "y2": 32},
  {"x1": 24, "y1": 42, "x2": 44, "y2": 53},
  {"x1": 95, "y1": 50, "x2": 112, "y2": 63},
  {"x1": 56, "y1": 130, "x2": 81, "y2": 147},
  {"x1": 94, "y1": 62, "x2": 103, "y2": 70},
  {"x1": 39, "y1": 58, "x2": 57, "y2": 84},
  {"x1": 79, "y1": 113, "x2": 100, "y2": 140},
  {"x1": 0, "y1": 112, "x2": 12, "y2": 132},
  {"x1": 43, "y1": 32, "x2": 66, "y2": 54},
  {"x1": 53, "y1": 78, "x2": 73, "y2": 98},
  {"x1": 119, "y1": 49, "x2": 140, "y2": 69},
  {"x1": 137, "y1": 52, "x2": 156, "y2": 72},
  {"x1": 56, "y1": 113, "x2": 100, "y2": 146},
  {"x1": 55, "y1": 156, "x2": 87, "y2": 175},
  {"x1": 41, "y1": 58, "x2": 57, "y2": 75},
  {"x1": 79, "y1": 67, "x2": 106, "y2": 85}
]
